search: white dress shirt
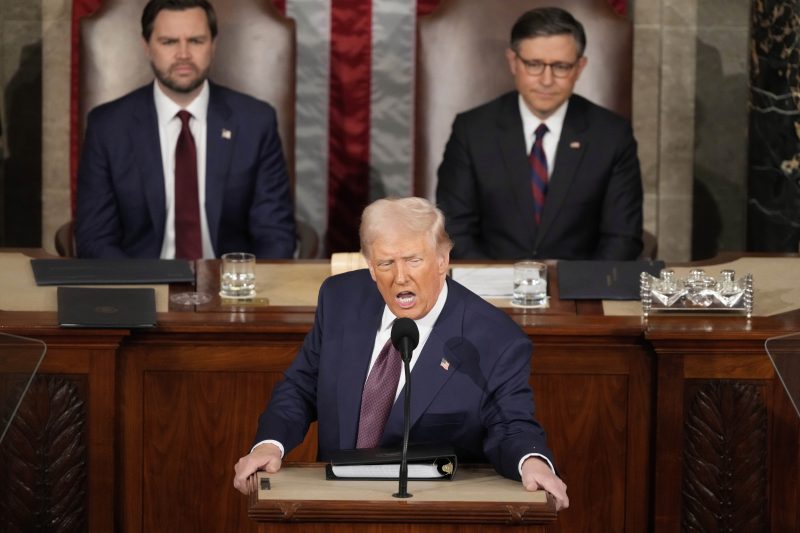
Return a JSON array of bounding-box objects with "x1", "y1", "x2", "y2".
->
[
  {"x1": 368, "y1": 282, "x2": 449, "y2": 399},
  {"x1": 518, "y1": 94, "x2": 569, "y2": 175},
  {"x1": 153, "y1": 80, "x2": 215, "y2": 259}
]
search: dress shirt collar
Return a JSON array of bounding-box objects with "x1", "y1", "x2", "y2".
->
[
  {"x1": 378, "y1": 280, "x2": 449, "y2": 337},
  {"x1": 153, "y1": 79, "x2": 210, "y2": 126},
  {"x1": 518, "y1": 93, "x2": 569, "y2": 149}
]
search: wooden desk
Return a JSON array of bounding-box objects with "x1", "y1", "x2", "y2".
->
[
  {"x1": 247, "y1": 465, "x2": 556, "y2": 532},
  {"x1": 1, "y1": 255, "x2": 799, "y2": 532}
]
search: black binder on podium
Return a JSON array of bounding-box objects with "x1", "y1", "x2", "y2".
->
[{"x1": 326, "y1": 443, "x2": 457, "y2": 481}]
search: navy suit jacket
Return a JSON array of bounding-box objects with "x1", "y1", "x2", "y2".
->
[
  {"x1": 255, "y1": 269, "x2": 554, "y2": 481},
  {"x1": 75, "y1": 81, "x2": 296, "y2": 258},
  {"x1": 437, "y1": 92, "x2": 643, "y2": 260}
]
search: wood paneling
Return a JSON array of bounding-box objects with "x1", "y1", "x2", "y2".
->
[
  {"x1": 649, "y1": 332, "x2": 800, "y2": 533},
  {"x1": 0, "y1": 330, "x2": 123, "y2": 532},
  {"x1": 2, "y1": 260, "x2": 800, "y2": 532}
]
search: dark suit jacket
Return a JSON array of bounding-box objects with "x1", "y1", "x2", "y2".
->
[
  {"x1": 255, "y1": 269, "x2": 554, "y2": 481},
  {"x1": 436, "y1": 92, "x2": 643, "y2": 260},
  {"x1": 75, "y1": 81, "x2": 295, "y2": 259}
]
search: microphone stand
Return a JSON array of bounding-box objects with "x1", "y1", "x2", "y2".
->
[{"x1": 393, "y1": 339, "x2": 413, "y2": 499}]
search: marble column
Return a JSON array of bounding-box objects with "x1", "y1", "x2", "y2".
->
[{"x1": 748, "y1": 0, "x2": 800, "y2": 252}]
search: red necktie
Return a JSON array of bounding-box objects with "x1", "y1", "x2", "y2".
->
[
  {"x1": 356, "y1": 338, "x2": 401, "y2": 448},
  {"x1": 529, "y1": 123, "x2": 549, "y2": 224},
  {"x1": 174, "y1": 110, "x2": 202, "y2": 260}
]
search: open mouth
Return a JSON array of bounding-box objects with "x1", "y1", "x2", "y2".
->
[{"x1": 395, "y1": 291, "x2": 416, "y2": 309}]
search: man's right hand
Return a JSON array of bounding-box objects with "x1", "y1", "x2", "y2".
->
[{"x1": 232, "y1": 443, "x2": 283, "y2": 495}]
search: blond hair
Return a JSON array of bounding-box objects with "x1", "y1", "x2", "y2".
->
[{"x1": 360, "y1": 197, "x2": 453, "y2": 259}]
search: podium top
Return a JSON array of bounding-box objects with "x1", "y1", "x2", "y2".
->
[
  {"x1": 766, "y1": 332, "x2": 800, "y2": 419},
  {"x1": 248, "y1": 464, "x2": 556, "y2": 525},
  {"x1": 0, "y1": 332, "x2": 47, "y2": 444}
]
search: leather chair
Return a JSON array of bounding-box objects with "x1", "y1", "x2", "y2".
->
[
  {"x1": 414, "y1": 0, "x2": 633, "y2": 202},
  {"x1": 54, "y1": 220, "x2": 76, "y2": 258},
  {"x1": 73, "y1": 0, "x2": 319, "y2": 257},
  {"x1": 80, "y1": 0, "x2": 295, "y2": 181}
]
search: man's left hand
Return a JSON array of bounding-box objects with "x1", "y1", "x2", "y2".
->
[{"x1": 521, "y1": 457, "x2": 569, "y2": 511}]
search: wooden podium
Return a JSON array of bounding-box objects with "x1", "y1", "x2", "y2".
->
[{"x1": 247, "y1": 464, "x2": 557, "y2": 532}]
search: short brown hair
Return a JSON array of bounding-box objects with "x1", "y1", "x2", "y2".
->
[
  {"x1": 510, "y1": 7, "x2": 586, "y2": 57},
  {"x1": 141, "y1": 0, "x2": 218, "y2": 41}
]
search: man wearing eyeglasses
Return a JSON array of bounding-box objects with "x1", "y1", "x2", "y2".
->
[{"x1": 436, "y1": 7, "x2": 643, "y2": 261}]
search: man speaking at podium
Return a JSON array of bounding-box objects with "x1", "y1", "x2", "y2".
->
[{"x1": 233, "y1": 197, "x2": 568, "y2": 510}]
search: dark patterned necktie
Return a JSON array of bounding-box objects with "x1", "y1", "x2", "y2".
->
[
  {"x1": 174, "y1": 110, "x2": 202, "y2": 259},
  {"x1": 356, "y1": 338, "x2": 401, "y2": 448},
  {"x1": 529, "y1": 123, "x2": 549, "y2": 224}
]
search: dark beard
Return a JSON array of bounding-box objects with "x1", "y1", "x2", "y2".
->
[{"x1": 151, "y1": 62, "x2": 209, "y2": 94}]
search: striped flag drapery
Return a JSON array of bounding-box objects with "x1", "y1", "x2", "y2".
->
[{"x1": 71, "y1": 0, "x2": 626, "y2": 254}]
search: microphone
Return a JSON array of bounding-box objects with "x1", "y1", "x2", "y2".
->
[
  {"x1": 390, "y1": 317, "x2": 418, "y2": 499},
  {"x1": 391, "y1": 317, "x2": 419, "y2": 363}
]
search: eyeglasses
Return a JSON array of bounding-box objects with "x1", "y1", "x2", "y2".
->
[{"x1": 514, "y1": 52, "x2": 578, "y2": 78}]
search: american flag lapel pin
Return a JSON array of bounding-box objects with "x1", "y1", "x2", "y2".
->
[
  {"x1": 440, "y1": 358, "x2": 450, "y2": 371},
  {"x1": 569, "y1": 141, "x2": 581, "y2": 149},
  {"x1": 221, "y1": 128, "x2": 232, "y2": 140}
]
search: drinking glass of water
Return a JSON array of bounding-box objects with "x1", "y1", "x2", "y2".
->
[
  {"x1": 220, "y1": 252, "x2": 256, "y2": 298},
  {"x1": 511, "y1": 261, "x2": 547, "y2": 308}
]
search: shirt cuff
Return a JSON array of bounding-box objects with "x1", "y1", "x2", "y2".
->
[
  {"x1": 518, "y1": 453, "x2": 555, "y2": 476},
  {"x1": 251, "y1": 439, "x2": 285, "y2": 458}
]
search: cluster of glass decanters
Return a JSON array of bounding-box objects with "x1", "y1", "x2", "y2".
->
[{"x1": 640, "y1": 268, "x2": 754, "y2": 317}]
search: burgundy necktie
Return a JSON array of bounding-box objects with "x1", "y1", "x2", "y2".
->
[
  {"x1": 529, "y1": 123, "x2": 549, "y2": 224},
  {"x1": 356, "y1": 338, "x2": 401, "y2": 448},
  {"x1": 174, "y1": 110, "x2": 202, "y2": 260}
]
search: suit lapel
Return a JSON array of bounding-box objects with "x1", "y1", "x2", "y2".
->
[
  {"x1": 536, "y1": 95, "x2": 589, "y2": 247},
  {"x1": 205, "y1": 83, "x2": 235, "y2": 250},
  {"x1": 497, "y1": 93, "x2": 538, "y2": 247},
  {"x1": 131, "y1": 89, "x2": 167, "y2": 242},
  {"x1": 337, "y1": 286, "x2": 385, "y2": 449},
  {"x1": 382, "y1": 280, "x2": 464, "y2": 443}
]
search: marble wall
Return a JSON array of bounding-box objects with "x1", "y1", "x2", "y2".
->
[
  {"x1": 633, "y1": 0, "x2": 751, "y2": 260},
  {"x1": 749, "y1": 0, "x2": 800, "y2": 253},
  {"x1": 41, "y1": 0, "x2": 72, "y2": 256},
  {"x1": 695, "y1": 0, "x2": 751, "y2": 256},
  {"x1": 0, "y1": 0, "x2": 758, "y2": 260}
]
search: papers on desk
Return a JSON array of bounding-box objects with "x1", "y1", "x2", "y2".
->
[{"x1": 450, "y1": 267, "x2": 513, "y2": 297}]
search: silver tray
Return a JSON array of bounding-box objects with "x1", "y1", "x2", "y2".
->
[{"x1": 640, "y1": 268, "x2": 754, "y2": 318}]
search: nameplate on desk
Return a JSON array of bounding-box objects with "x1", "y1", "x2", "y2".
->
[
  {"x1": 31, "y1": 259, "x2": 194, "y2": 286},
  {"x1": 558, "y1": 260, "x2": 665, "y2": 300},
  {"x1": 57, "y1": 287, "x2": 156, "y2": 328}
]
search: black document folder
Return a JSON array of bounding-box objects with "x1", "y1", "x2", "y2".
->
[
  {"x1": 57, "y1": 287, "x2": 156, "y2": 328},
  {"x1": 557, "y1": 260, "x2": 665, "y2": 300},
  {"x1": 326, "y1": 443, "x2": 457, "y2": 481},
  {"x1": 31, "y1": 259, "x2": 193, "y2": 286}
]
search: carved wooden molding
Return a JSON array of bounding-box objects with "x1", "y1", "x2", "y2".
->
[
  {"x1": 0, "y1": 376, "x2": 88, "y2": 531},
  {"x1": 682, "y1": 381, "x2": 767, "y2": 532}
]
